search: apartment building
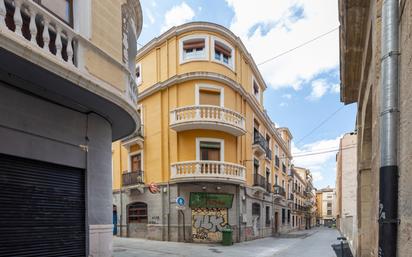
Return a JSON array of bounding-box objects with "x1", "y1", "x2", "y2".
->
[
  {"x1": 336, "y1": 132, "x2": 358, "y2": 254},
  {"x1": 339, "y1": 0, "x2": 412, "y2": 256},
  {"x1": 111, "y1": 22, "x2": 299, "y2": 243},
  {"x1": 0, "y1": 1, "x2": 142, "y2": 256},
  {"x1": 315, "y1": 187, "x2": 336, "y2": 226},
  {"x1": 288, "y1": 166, "x2": 315, "y2": 230}
]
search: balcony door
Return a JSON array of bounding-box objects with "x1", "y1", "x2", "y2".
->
[
  {"x1": 199, "y1": 89, "x2": 221, "y2": 106},
  {"x1": 130, "y1": 153, "x2": 142, "y2": 172},
  {"x1": 200, "y1": 141, "x2": 221, "y2": 161},
  {"x1": 197, "y1": 139, "x2": 223, "y2": 174}
]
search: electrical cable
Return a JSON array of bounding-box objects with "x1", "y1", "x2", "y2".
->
[
  {"x1": 257, "y1": 26, "x2": 339, "y2": 66},
  {"x1": 294, "y1": 105, "x2": 346, "y2": 146}
]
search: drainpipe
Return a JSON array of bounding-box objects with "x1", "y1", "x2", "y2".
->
[{"x1": 379, "y1": 0, "x2": 400, "y2": 256}]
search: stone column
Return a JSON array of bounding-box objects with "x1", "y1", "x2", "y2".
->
[{"x1": 86, "y1": 113, "x2": 113, "y2": 257}]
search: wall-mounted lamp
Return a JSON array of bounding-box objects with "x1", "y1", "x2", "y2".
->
[
  {"x1": 216, "y1": 186, "x2": 221, "y2": 190},
  {"x1": 202, "y1": 186, "x2": 207, "y2": 190}
]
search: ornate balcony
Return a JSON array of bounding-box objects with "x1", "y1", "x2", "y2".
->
[
  {"x1": 170, "y1": 105, "x2": 246, "y2": 136},
  {"x1": 274, "y1": 185, "x2": 286, "y2": 198},
  {"x1": 170, "y1": 160, "x2": 246, "y2": 184},
  {"x1": 122, "y1": 170, "x2": 144, "y2": 187},
  {"x1": 0, "y1": 0, "x2": 140, "y2": 140}
]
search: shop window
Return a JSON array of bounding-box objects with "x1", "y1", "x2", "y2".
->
[
  {"x1": 281, "y1": 208, "x2": 285, "y2": 224},
  {"x1": 180, "y1": 36, "x2": 208, "y2": 62},
  {"x1": 128, "y1": 202, "x2": 147, "y2": 223}
]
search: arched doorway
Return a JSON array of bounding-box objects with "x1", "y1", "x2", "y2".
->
[{"x1": 127, "y1": 202, "x2": 148, "y2": 238}]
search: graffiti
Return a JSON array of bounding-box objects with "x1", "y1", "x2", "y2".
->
[
  {"x1": 252, "y1": 216, "x2": 260, "y2": 236},
  {"x1": 191, "y1": 208, "x2": 228, "y2": 242},
  {"x1": 193, "y1": 214, "x2": 224, "y2": 232},
  {"x1": 148, "y1": 216, "x2": 160, "y2": 224}
]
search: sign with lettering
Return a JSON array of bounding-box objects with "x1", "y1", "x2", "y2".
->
[{"x1": 189, "y1": 192, "x2": 233, "y2": 209}]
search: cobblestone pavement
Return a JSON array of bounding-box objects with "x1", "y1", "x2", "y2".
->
[{"x1": 113, "y1": 227, "x2": 339, "y2": 257}]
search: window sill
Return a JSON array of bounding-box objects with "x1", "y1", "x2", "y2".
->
[
  {"x1": 211, "y1": 59, "x2": 235, "y2": 72},
  {"x1": 180, "y1": 58, "x2": 209, "y2": 65}
]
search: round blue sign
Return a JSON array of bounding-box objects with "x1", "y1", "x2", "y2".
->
[{"x1": 176, "y1": 196, "x2": 185, "y2": 206}]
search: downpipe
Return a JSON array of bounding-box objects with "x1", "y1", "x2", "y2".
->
[{"x1": 379, "y1": 0, "x2": 400, "y2": 256}]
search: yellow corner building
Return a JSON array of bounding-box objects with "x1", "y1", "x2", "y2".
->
[{"x1": 112, "y1": 22, "x2": 312, "y2": 243}]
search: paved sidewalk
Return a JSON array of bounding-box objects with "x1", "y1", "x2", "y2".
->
[{"x1": 113, "y1": 227, "x2": 339, "y2": 257}]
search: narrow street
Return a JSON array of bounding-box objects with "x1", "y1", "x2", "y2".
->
[{"x1": 113, "y1": 227, "x2": 339, "y2": 257}]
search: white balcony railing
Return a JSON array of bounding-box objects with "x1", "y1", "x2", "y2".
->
[
  {"x1": 1, "y1": 0, "x2": 76, "y2": 65},
  {"x1": 170, "y1": 105, "x2": 246, "y2": 136},
  {"x1": 0, "y1": 0, "x2": 138, "y2": 103},
  {"x1": 171, "y1": 160, "x2": 246, "y2": 184}
]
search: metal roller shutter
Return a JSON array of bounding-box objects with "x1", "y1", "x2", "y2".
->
[{"x1": 0, "y1": 153, "x2": 85, "y2": 257}]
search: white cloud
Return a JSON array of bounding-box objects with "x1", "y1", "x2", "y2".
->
[
  {"x1": 146, "y1": 9, "x2": 155, "y2": 24},
  {"x1": 282, "y1": 94, "x2": 292, "y2": 99},
  {"x1": 306, "y1": 79, "x2": 330, "y2": 101},
  {"x1": 280, "y1": 102, "x2": 288, "y2": 107},
  {"x1": 331, "y1": 83, "x2": 340, "y2": 94},
  {"x1": 161, "y1": 2, "x2": 195, "y2": 32},
  {"x1": 225, "y1": 0, "x2": 339, "y2": 90},
  {"x1": 292, "y1": 136, "x2": 341, "y2": 183}
]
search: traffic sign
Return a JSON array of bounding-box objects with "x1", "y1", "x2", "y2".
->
[{"x1": 176, "y1": 196, "x2": 185, "y2": 206}]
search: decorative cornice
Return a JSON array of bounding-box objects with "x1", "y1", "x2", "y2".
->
[
  {"x1": 138, "y1": 71, "x2": 291, "y2": 156},
  {"x1": 136, "y1": 22, "x2": 267, "y2": 91}
]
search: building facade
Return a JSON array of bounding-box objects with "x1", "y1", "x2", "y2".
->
[
  {"x1": 336, "y1": 132, "x2": 358, "y2": 254},
  {"x1": 339, "y1": 0, "x2": 412, "y2": 256},
  {"x1": 0, "y1": 1, "x2": 142, "y2": 256},
  {"x1": 315, "y1": 187, "x2": 336, "y2": 226},
  {"x1": 289, "y1": 166, "x2": 315, "y2": 230},
  {"x1": 111, "y1": 22, "x2": 315, "y2": 243}
]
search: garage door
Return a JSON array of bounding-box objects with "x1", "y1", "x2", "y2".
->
[{"x1": 0, "y1": 153, "x2": 85, "y2": 257}]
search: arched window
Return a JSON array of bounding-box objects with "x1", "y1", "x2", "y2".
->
[{"x1": 128, "y1": 202, "x2": 147, "y2": 223}]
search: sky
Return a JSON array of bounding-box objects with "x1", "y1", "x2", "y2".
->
[{"x1": 138, "y1": 0, "x2": 357, "y2": 189}]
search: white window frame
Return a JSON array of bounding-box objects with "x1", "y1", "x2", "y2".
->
[
  {"x1": 211, "y1": 36, "x2": 235, "y2": 70},
  {"x1": 252, "y1": 76, "x2": 261, "y2": 103},
  {"x1": 195, "y1": 84, "x2": 224, "y2": 107},
  {"x1": 128, "y1": 150, "x2": 144, "y2": 172},
  {"x1": 73, "y1": 0, "x2": 92, "y2": 38},
  {"x1": 196, "y1": 137, "x2": 224, "y2": 161},
  {"x1": 135, "y1": 62, "x2": 142, "y2": 86},
  {"x1": 179, "y1": 35, "x2": 209, "y2": 64}
]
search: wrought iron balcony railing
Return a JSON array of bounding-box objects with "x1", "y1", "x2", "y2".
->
[
  {"x1": 122, "y1": 170, "x2": 144, "y2": 187},
  {"x1": 253, "y1": 130, "x2": 272, "y2": 159},
  {"x1": 274, "y1": 185, "x2": 286, "y2": 197}
]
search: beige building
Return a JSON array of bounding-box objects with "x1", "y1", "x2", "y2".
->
[
  {"x1": 316, "y1": 187, "x2": 336, "y2": 226},
  {"x1": 111, "y1": 22, "x2": 300, "y2": 243},
  {"x1": 336, "y1": 132, "x2": 358, "y2": 253},
  {"x1": 339, "y1": 0, "x2": 412, "y2": 256}
]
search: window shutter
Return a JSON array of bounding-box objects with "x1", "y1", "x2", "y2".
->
[
  {"x1": 183, "y1": 39, "x2": 205, "y2": 50},
  {"x1": 215, "y1": 41, "x2": 232, "y2": 57}
]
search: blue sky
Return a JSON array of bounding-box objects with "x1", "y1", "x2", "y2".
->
[{"x1": 138, "y1": 0, "x2": 357, "y2": 189}]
